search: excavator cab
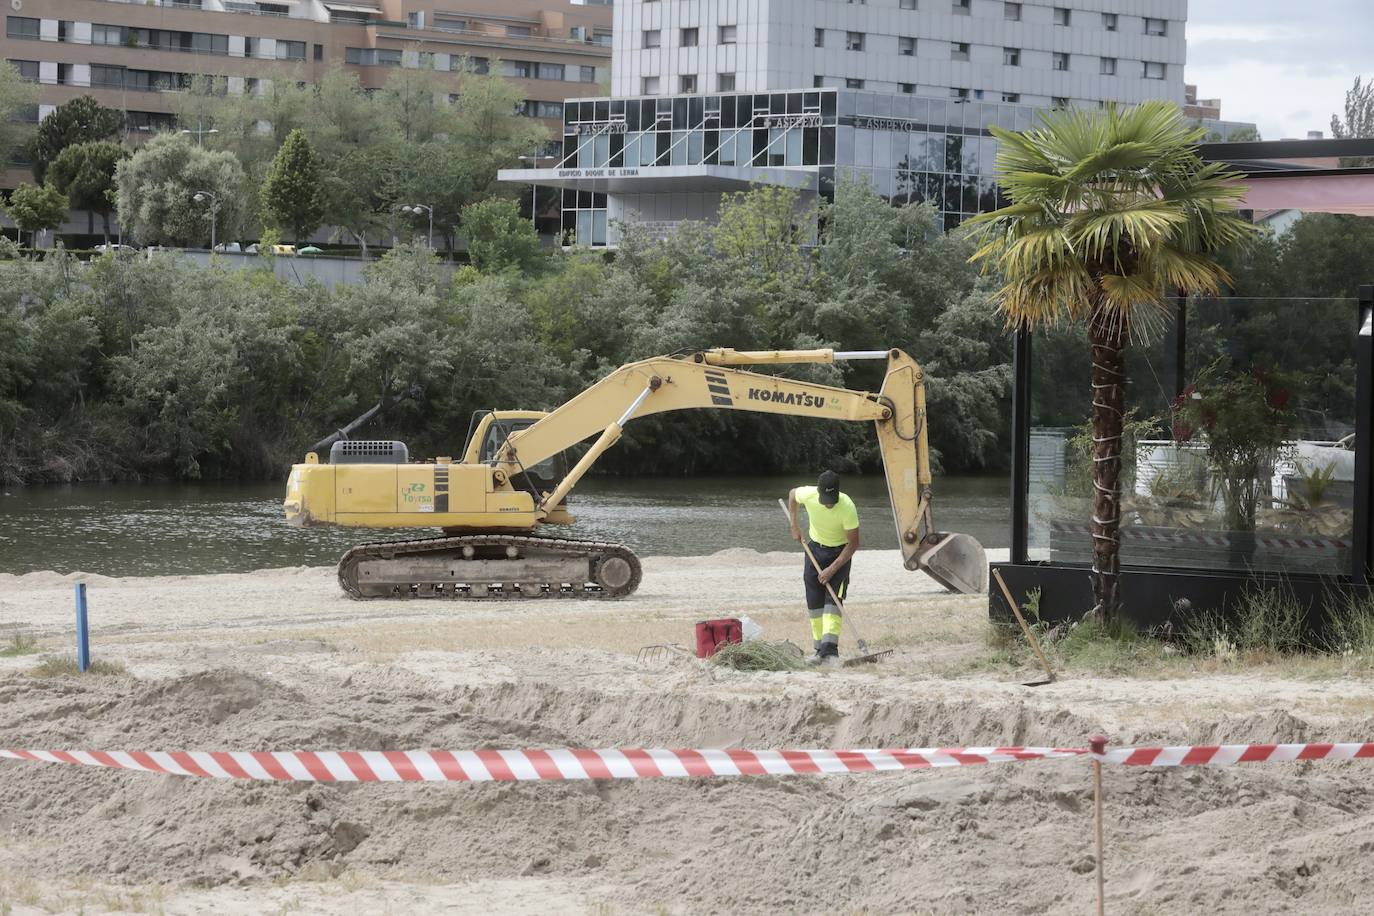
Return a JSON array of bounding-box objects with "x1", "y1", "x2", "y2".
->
[{"x1": 464, "y1": 410, "x2": 569, "y2": 497}]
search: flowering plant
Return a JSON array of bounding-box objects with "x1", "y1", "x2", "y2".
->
[{"x1": 1171, "y1": 362, "x2": 1297, "y2": 531}]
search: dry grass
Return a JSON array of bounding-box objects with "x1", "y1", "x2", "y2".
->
[
  {"x1": 0, "y1": 633, "x2": 38, "y2": 658},
  {"x1": 27, "y1": 656, "x2": 128, "y2": 678}
]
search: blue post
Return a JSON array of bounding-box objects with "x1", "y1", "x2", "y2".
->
[{"x1": 74, "y1": 582, "x2": 90, "y2": 673}]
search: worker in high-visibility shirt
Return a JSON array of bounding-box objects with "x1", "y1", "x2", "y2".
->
[{"x1": 787, "y1": 470, "x2": 860, "y2": 665}]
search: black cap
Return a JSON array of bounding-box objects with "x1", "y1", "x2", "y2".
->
[{"x1": 817, "y1": 470, "x2": 840, "y2": 506}]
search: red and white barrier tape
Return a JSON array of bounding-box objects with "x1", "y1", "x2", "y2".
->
[
  {"x1": 5, "y1": 743, "x2": 1372, "y2": 782},
  {"x1": 0, "y1": 746, "x2": 1086, "y2": 782},
  {"x1": 1095, "y1": 742, "x2": 1374, "y2": 767}
]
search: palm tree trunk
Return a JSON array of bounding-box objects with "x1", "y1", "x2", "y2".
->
[{"x1": 1088, "y1": 297, "x2": 1128, "y2": 623}]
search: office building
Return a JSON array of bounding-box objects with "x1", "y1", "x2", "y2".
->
[{"x1": 500, "y1": 0, "x2": 1225, "y2": 247}]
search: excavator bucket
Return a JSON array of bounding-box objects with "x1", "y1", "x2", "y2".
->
[{"x1": 917, "y1": 532, "x2": 988, "y2": 595}]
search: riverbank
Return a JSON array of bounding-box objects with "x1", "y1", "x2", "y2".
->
[{"x1": 2, "y1": 549, "x2": 1374, "y2": 913}]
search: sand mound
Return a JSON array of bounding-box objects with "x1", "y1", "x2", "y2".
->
[{"x1": 5, "y1": 667, "x2": 1374, "y2": 912}]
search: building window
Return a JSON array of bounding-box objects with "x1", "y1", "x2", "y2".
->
[
  {"x1": 845, "y1": 77, "x2": 864, "y2": 89},
  {"x1": 642, "y1": 75, "x2": 659, "y2": 94},
  {"x1": 535, "y1": 101, "x2": 563, "y2": 119},
  {"x1": 814, "y1": 28, "x2": 824, "y2": 48},
  {"x1": 813, "y1": 75, "x2": 825, "y2": 87},
  {"x1": 1145, "y1": 17, "x2": 1167, "y2": 36},
  {"x1": 1102, "y1": 12, "x2": 1117, "y2": 31},
  {"x1": 846, "y1": 31, "x2": 864, "y2": 51},
  {"x1": 900, "y1": 82, "x2": 915, "y2": 93},
  {"x1": 503, "y1": 60, "x2": 532, "y2": 78},
  {"x1": 1003, "y1": 47, "x2": 1020, "y2": 66},
  {"x1": 92, "y1": 24, "x2": 121, "y2": 45},
  {"x1": 506, "y1": 25, "x2": 530, "y2": 37},
  {"x1": 1053, "y1": 7, "x2": 1071, "y2": 26},
  {"x1": 717, "y1": 72, "x2": 735, "y2": 91},
  {"x1": 538, "y1": 62, "x2": 564, "y2": 80},
  {"x1": 276, "y1": 40, "x2": 305, "y2": 61},
  {"x1": 951, "y1": 87, "x2": 969, "y2": 100},
  {"x1": 680, "y1": 27, "x2": 698, "y2": 47},
  {"x1": 313, "y1": 43, "x2": 323, "y2": 61},
  {"x1": 643, "y1": 29, "x2": 660, "y2": 49},
  {"x1": 901, "y1": 0, "x2": 916, "y2": 8},
  {"x1": 1144, "y1": 61, "x2": 1166, "y2": 79},
  {"x1": 6, "y1": 16, "x2": 39, "y2": 39},
  {"x1": 1002, "y1": 91, "x2": 1020, "y2": 102},
  {"x1": 899, "y1": 36, "x2": 915, "y2": 56},
  {"x1": 718, "y1": 24, "x2": 736, "y2": 44},
  {"x1": 1053, "y1": 52, "x2": 1069, "y2": 71},
  {"x1": 579, "y1": 65, "x2": 597, "y2": 82},
  {"x1": 376, "y1": 48, "x2": 401, "y2": 66},
  {"x1": 1005, "y1": 2, "x2": 1021, "y2": 20},
  {"x1": 951, "y1": 42, "x2": 969, "y2": 61},
  {"x1": 1100, "y1": 57, "x2": 1116, "y2": 75},
  {"x1": 953, "y1": 0, "x2": 970, "y2": 14},
  {"x1": 679, "y1": 73, "x2": 697, "y2": 93},
  {"x1": 9, "y1": 59, "x2": 37, "y2": 82}
]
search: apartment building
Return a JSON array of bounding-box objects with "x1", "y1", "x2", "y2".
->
[
  {"x1": 1, "y1": 0, "x2": 612, "y2": 185},
  {"x1": 500, "y1": 0, "x2": 1233, "y2": 247}
]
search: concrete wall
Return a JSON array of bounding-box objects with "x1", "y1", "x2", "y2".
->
[{"x1": 180, "y1": 250, "x2": 457, "y2": 286}]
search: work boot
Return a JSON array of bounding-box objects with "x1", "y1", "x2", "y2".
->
[
  {"x1": 805, "y1": 650, "x2": 825, "y2": 666},
  {"x1": 819, "y1": 643, "x2": 840, "y2": 666}
]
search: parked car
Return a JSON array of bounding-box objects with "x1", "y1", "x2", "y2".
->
[
  {"x1": 93, "y1": 243, "x2": 135, "y2": 253},
  {"x1": 212, "y1": 242, "x2": 242, "y2": 253}
]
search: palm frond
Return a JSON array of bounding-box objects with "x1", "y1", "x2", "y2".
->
[{"x1": 969, "y1": 99, "x2": 1257, "y2": 341}]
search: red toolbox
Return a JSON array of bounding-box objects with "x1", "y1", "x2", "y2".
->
[{"x1": 695, "y1": 618, "x2": 743, "y2": 658}]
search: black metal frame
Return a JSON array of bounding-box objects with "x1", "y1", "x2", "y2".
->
[
  {"x1": 990, "y1": 286, "x2": 1374, "y2": 630},
  {"x1": 1199, "y1": 138, "x2": 1374, "y2": 163}
]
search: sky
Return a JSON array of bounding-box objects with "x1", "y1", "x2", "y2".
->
[{"x1": 1187, "y1": 0, "x2": 1374, "y2": 139}]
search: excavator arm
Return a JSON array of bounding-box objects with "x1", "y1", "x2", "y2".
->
[{"x1": 496, "y1": 348, "x2": 985, "y2": 593}]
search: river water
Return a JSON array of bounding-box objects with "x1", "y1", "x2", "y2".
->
[{"x1": 0, "y1": 476, "x2": 1009, "y2": 576}]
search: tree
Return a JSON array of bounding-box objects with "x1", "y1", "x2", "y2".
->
[
  {"x1": 46, "y1": 141, "x2": 128, "y2": 241},
  {"x1": 461, "y1": 197, "x2": 542, "y2": 273},
  {"x1": 115, "y1": 133, "x2": 246, "y2": 247},
  {"x1": 6, "y1": 183, "x2": 68, "y2": 247},
  {"x1": 1205, "y1": 125, "x2": 1261, "y2": 143},
  {"x1": 30, "y1": 96, "x2": 124, "y2": 184},
  {"x1": 967, "y1": 101, "x2": 1256, "y2": 624},
  {"x1": 0, "y1": 62, "x2": 37, "y2": 172},
  {"x1": 712, "y1": 185, "x2": 815, "y2": 280},
  {"x1": 1331, "y1": 76, "x2": 1374, "y2": 139},
  {"x1": 1331, "y1": 76, "x2": 1374, "y2": 167},
  {"x1": 260, "y1": 128, "x2": 325, "y2": 245}
]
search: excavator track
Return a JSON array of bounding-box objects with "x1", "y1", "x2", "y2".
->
[{"x1": 337, "y1": 534, "x2": 642, "y2": 600}]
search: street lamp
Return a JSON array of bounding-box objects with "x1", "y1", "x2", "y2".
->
[
  {"x1": 181, "y1": 117, "x2": 218, "y2": 147},
  {"x1": 192, "y1": 190, "x2": 220, "y2": 251},
  {"x1": 400, "y1": 204, "x2": 433, "y2": 248}
]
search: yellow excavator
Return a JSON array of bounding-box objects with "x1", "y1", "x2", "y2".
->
[{"x1": 283, "y1": 347, "x2": 987, "y2": 599}]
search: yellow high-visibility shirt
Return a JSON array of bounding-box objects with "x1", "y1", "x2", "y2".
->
[{"x1": 794, "y1": 486, "x2": 860, "y2": 548}]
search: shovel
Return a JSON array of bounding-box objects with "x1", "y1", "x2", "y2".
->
[{"x1": 777, "y1": 499, "x2": 892, "y2": 666}]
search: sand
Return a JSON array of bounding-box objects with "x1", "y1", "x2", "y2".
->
[{"x1": 1, "y1": 548, "x2": 1374, "y2": 914}]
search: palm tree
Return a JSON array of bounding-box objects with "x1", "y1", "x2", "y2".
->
[{"x1": 967, "y1": 101, "x2": 1256, "y2": 623}]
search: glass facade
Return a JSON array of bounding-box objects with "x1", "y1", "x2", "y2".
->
[
  {"x1": 557, "y1": 87, "x2": 1048, "y2": 242},
  {"x1": 1026, "y1": 297, "x2": 1357, "y2": 578}
]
